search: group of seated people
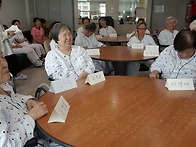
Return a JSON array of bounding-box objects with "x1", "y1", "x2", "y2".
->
[{"x1": 0, "y1": 0, "x2": 196, "y2": 144}]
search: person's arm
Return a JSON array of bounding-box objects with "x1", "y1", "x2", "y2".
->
[{"x1": 127, "y1": 37, "x2": 134, "y2": 47}]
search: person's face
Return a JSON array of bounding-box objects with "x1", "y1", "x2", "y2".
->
[
  {"x1": 58, "y1": 28, "x2": 73, "y2": 48},
  {"x1": 137, "y1": 24, "x2": 146, "y2": 36},
  {"x1": 178, "y1": 48, "x2": 195, "y2": 59},
  {"x1": 0, "y1": 51, "x2": 10, "y2": 85},
  {"x1": 100, "y1": 20, "x2": 107, "y2": 28},
  {"x1": 35, "y1": 19, "x2": 41, "y2": 27},
  {"x1": 14, "y1": 21, "x2": 20, "y2": 29},
  {"x1": 83, "y1": 19, "x2": 90, "y2": 28},
  {"x1": 166, "y1": 19, "x2": 176, "y2": 30}
]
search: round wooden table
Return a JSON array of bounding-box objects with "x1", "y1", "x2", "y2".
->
[
  {"x1": 90, "y1": 46, "x2": 157, "y2": 75},
  {"x1": 37, "y1": 76, "x2": 196, "y2": 147},
  {"x1": 97, "y1": 36, "x2": 130, "y2": 43}
]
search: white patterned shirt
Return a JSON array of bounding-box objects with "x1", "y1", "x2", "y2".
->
[
  {"x1": 150, "y1": 45, "x2": 196, "y2": 84},
  {"x1": 99, "y1": 26, "x2": 117, "y2": 37},
  {"x1": 158, "y1": 29, "x2": 179, "y2": 45},
  {"x1": 127, "y1": 35, "x2": 156, "y2": 47},
  {"x1": 0, "y1": 82, "x2": 35, "y2": 147},
  {"x1": 76, "y1": 27, "x2": 83, "y2": 35},
  {"x1": 45, "y1": 41, "x2": 95, "y2": 80}
]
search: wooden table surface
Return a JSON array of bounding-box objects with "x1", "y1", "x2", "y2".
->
[
  {"x1": 37, "y1": 76, "x2": 196, "y2": 147},
  {"x1": 97, "y1": 36, "x2": 130, "y2": 43},
  {"x1": 90, "y1": 46, "x2": 156, "y2": 62}
]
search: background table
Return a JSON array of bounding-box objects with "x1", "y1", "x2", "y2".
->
[
  {"x1": 90, "y1": 46, "x2": 157, "y2": 75},
  {"x1": 97, "y1": 36, "x2": 130, "y2": 46},
  {"x1": 37, "y1": 76, "x2": 196, "y2": 147}
]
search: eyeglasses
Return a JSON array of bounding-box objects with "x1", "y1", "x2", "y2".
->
[{"x1": 137, "y1": 28, "x2": 146, "y2": 30}]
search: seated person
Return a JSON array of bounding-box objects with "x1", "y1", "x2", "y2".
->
[
  {"x1": 45, "y1": 23, "x2": 95, "y2": 80},
  {"x1": 31, "y1": 17, "x2": 47, "y2": 45},
  {"x1": 77, "y1": 17, "x2": 90, "y2": 35},
  {"x1": 129, "y1": 18, "x2": 150, "y2": 36},
  {"x1": 0, "y1": 50, "x2": 48, "y2": 146},
  {"x1": 99, "y1": 18, "x2": 117, "y2": 37},
  {"x1": 127, "y1": 22, "x2": 156, "y2": 76},
  {"x1": 12, "y1": 19, "x2": 46, "y2": 60},
  {"x1": 158, "y1": 16, "x2": 179, "y2": 46},
  {"x1": 75, "y1": 22, "x2": 113, "y2": 74},
  {"x1": 149, "y1": 29, "x2": 196, "y2": 84},
  {"x1": 8, "y1": 33, "x2": 43, "y2": 67},
  {"x1": 190, "y1": 20, "x2": 196, "y2": 31}
]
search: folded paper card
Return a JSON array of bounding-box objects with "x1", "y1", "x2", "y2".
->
[
  {"x1": 165, "y1": 78, "x2": 195, "y2": 90},
  {"x1": 5, "y1": 25, "x2": 22, "y2": 33},
  {"x1": 126, "y1": 34, "x2": 132, "y2": 38},
  {"x1": 87, "y1": 49, "x2": 100, "y2": 56},
  {"x1": 48, "y1": 96, "x2": 70, "y2": 123},
  {"x1": 109, "y1": 33, "x2": 117, "y2": 37},
  {"x1": 132, "y1": 43, "x2": 144, "y2": 49},
  {"x1": 143, "y1": 45, "x2": 159, "y2": 57},
  {"x1": 96, "y1": 35, "x2": 103, "y2": 38},
  {"x1": 49, "y1": 77, "x2": 77, "y2": 94},
  {"x1": 85, "y1": 71, "x2": 105, "y2": 85}
]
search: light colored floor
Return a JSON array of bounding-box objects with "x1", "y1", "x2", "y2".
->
[{"x1": 15, "y1": 66, "x2": 149, "y2": 97}]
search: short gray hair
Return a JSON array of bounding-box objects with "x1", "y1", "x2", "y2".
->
[{"x1": 165, "y1": 16, "x2": 177, "y2": 25}]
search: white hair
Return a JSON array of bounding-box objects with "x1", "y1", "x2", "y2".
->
[{"x1": 165, "y1": 16, "x2": 177, "y2": 25}]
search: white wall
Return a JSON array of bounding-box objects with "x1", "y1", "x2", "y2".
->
[{"x1": 0, "y1": 0, "x2": 34, "y2": 31}]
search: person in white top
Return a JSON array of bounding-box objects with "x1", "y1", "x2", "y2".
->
[
  {"x1": 150, "y1": 29, "x2": 196, "y2": 85},
  {"x1": 77, "y1": 17, "x2": 90, "y2": 35},
  {"x1": 158, "y1": 16, "x2": 179, "y2": 46},
  {"x1": 99, "y1": 18, "x2": 117, "y2": 37},
  {"x1": 190, "y1": 20, "x2": 196, "y2": 31},
  {"x1": 45, "y1": 23, "x2": 95, "y2": 80},
  {"x1": 127, "y1": 22, "x2": 156, "y2": 76}
]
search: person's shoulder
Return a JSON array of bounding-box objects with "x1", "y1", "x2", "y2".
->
[
  {"x1": 72, "y1": 45, "x2": 84, "y2": 50},
  {"x1": 161, "y1": 45, "x2": 174, "y2": 55}
]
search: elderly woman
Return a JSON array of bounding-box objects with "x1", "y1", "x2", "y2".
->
[
  {"x1": 75, "y1": 22, "x2": 113, "y2": 75},
  {"x1": 0, "y1": 50, "x2": 48, "y2": 146},
  {"x1": 45, "y1": 23, "x2": 95, "y2": 80},
  {"x1": 158, "y1": 16, "x2": 179, "y2": 46},
  {"x1": 99, "y1": 18, "x2": 117, "y2": 37},
  {"x1": 190, "y1": 20, "x2": 196, "y2": 31},
  {"x1": 149, "y1": 29, "x2": 196, "y2": 84},
  {"x1": 77, "y1": 17, "x2": 90, "y2": 35},
  {"x1": 127, "y1": 22, "x2": 156, "y2": 76}
]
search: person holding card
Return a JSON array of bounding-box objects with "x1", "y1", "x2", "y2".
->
[
  {"x1": 45, "y1": 23, "x2": 95, "y2": 80},
  {"x1": 0, "y1": 50, "x2": 48, "y2": 146},
  {"x1": 127, "y1": 22, "x2": 156, "y2": 76},
  {"x1": 149, "y1": 29, "x2": 196, "y2": 84}
]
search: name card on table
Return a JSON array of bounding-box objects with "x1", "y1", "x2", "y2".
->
[
  {"x1": 132, "y1": 43, "x2": 144, "y2": 49},
  {"x1": 126, "y1": 34, "x2": 132, "y2": 38},
  {"x1": 143, "y1": 45, "x2": 159, "y2": 57},
  {"x1": 165, "y1": 79, "x2": 195, "y2": 90},
  {"x1": 96, "y1": 35, "x2": 103, "y2": 38},
  {"x1": 109, "y1": 33, "x2": 117, "y2": 37},
  {"x1": 48, "y1": 96, "x2": 70, "y2": 123},
  {"x1": 87, "y1": 49, "x2": 100, "y2": 56},
  {"x1": 85, "y1": 71, "x2": 105, "y2": 85},
  {"x1": 49, "y1": 77, "x2": 77, "y2": 94}
]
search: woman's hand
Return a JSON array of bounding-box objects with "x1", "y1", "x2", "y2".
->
[
  {"x1": 102, "y1": 44, "x2": 107, "y2": 47},
  {"x1": 149, "y1": 70, "x2": 159, "y2": 79},
  {"x1": 8, "y1": 31, "x2": 15, "y2": 36},
  {"x1": 27, "y1": 102, "x2": 48, "y2": 120},
  {"x1": 26, "y1": 99, "x2": 38, "y2": 111},
  {"x1": 78, "y1": 72, "x2": 88, "y2": 80}
]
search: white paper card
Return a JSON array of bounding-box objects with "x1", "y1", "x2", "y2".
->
[
  {"x1": 85, "y1": 71, "x2": 105, "y2": 85},
  {"x1": 143, "y1": 45, "x2": 159, "y2": 57},
  {"x1": 132, "y1": 43, "x2": 144, "y2": 49},
  {"x1": 49, "y1": 77, "x2": 77, "y2": 94},
  {"x1": 109, "y1": 33, "x2": 117, "y2": 37},
  {"x1": 96, "y1": 35, "x2": 103, "y2": 38},
  {"x1": 165, "y1": 79, "x2": 195, "y2": 90},
  {"x1": 5, "y1": 25, "x2": 22, "y2": 33},
  {"x1": 86, "y1": 49, "x2": 100, "y2": 56},
  {"x1": 126, "y1": 34, "x2": 132, "y2": 38},
  {"x1": 48, "y1": 96, "x2": 70, "y2": 123}
]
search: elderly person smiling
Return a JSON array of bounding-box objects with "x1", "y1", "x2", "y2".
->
[
  {"x1": 0, "y1": 50, "x2": 48, "y2": 146},
  {"x1": 45, "y1": 23, "x2": 95, "y2": 80},
  {"x1": 149, "y1": 29, "x2": 196, "y2": 84}
]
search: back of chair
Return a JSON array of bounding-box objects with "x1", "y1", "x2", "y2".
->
[{"x1": 43, "y1": 39, "x2": 51, "y2": 53}]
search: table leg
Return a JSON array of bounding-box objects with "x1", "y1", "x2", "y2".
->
[{"x1": 112, "y1": 62, "x2": 127, "y2": 75}]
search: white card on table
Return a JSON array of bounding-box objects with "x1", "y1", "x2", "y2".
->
[
  {"x1": 48, "y1": 96, "x2": 70, "y2": 123},
  {"x1": 165, "y1": 79, "x2": 195, "y2": 90},
  {"x1": 126, "y1": 34, "x2": 132, "y2": 38},
  {"x1": 96, "y1": 35, "x2": 103, "y2": 38},
  {"x1": 143, "y1": 45, "x2": 159, "y2": 57},
  {"x1": 86, "y1": 49, "x2": 100, "y2": 56},
  {"x1": 109, "y1": 33, "x2": 117, "y2": 37},
  {"x1": 132, "y1": 43, "x2": 144, "y2": 49},
  {"x1": 85, "y1": 71, "x2": 105, "y2": 85},
  {"x1": 49, "y1": 77, "x2": 77, "y2": 94}
]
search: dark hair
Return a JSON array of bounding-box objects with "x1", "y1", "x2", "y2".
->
[
  {"x1": 33, "y1": 17, "x2": 40, "y2": 23},
  {"x1": 85, "y1": 22, "x2": 96, "y2": 33},
  {"x1": 0, "y1": 0, "x2": 2, "y2": 4},
  {"x1": 49, "y1": 21, "x2": 61, "y2": 31},
  {"x1": 40, "y1": 18, "x2": 46, "y2": 24},
  {"x1": 82, "y1": 17, "x2": 90, "y2": 24},
  {"x1": 50, "y1": 23, "x2": 71, "y2": 43},
  {"x1": 136, "y1": 22, "x2": 147, "y2": 29},
  {"x1": 137, "y1": 18, "x2": 145, "y2": 24},
  {"x1": 3, "y1": 24, "x2": 8, "y2": 30},
  {"x1": 12, "y1": 19, "x2": 20, "y2": 25},
  {"x1": 174, "y1": 29, "x2": 196, "y2": 52}
]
